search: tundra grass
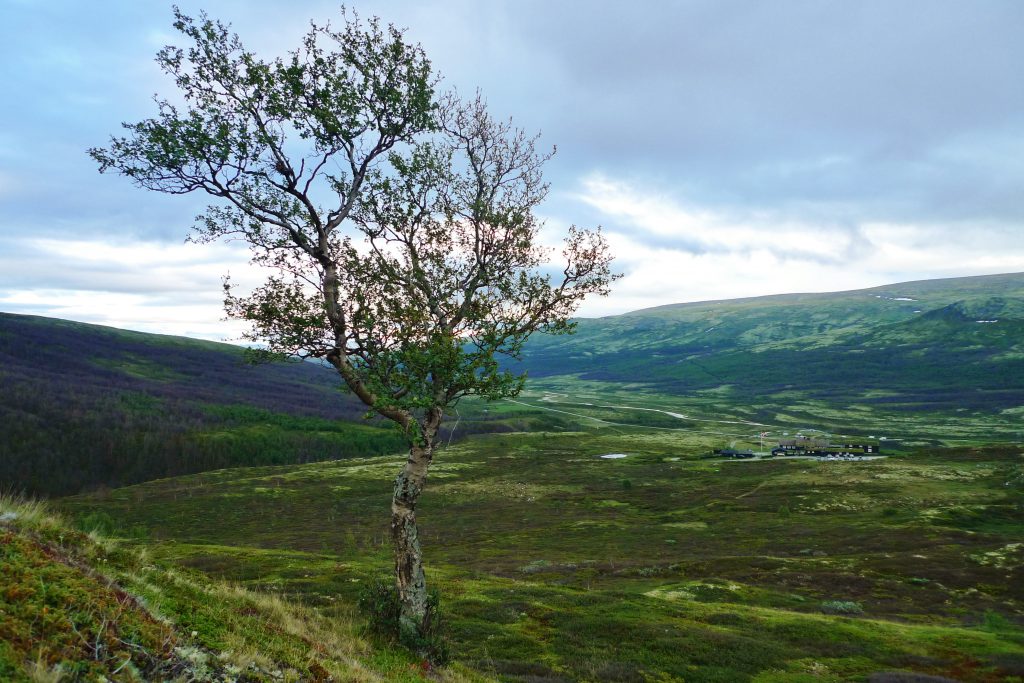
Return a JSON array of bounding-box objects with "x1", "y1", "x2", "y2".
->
[
  {"x1": 62, "y1": 429, "x2": 1024, "y2": 682},
  {"x1": 0, "y1": 494, "x2": 489, "y2": 682}
]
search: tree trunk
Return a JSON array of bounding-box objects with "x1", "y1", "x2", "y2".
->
[{"x1": 392, "y1": 440, "x2": 433, "y2": 642}]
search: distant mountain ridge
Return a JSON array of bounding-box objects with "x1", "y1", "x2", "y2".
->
[
  {"x1": 626, "y1": 271, "x2": 1024, "y2": 316},
  {"x1": 518, "y1": 272, "x2": 1024, "y2": 413}
]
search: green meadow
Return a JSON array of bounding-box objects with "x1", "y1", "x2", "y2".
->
[{"x1": 60, "y1": 414, "x2": 1024, "y2": 682}]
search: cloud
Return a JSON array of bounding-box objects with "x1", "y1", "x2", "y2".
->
[
  {"x1": 2, "y1": 1, "x2": 1022, "y2": 336},
  {"x1": 569, "y1": 176, "x2": 1024, "y2": 317},
  {"x1": 0, "y1": 289, "x2": 252, "y2": 341},
  {"x1": 0, "y1": 236, "x2": 265, "y2": 340},
  {"x1": 574, "y1": 175, "x2": 864, "y2": 263},
  {"x1": 0, "y1": 237, "x2": 255, "y2": 291},
  {"x1": 451, "y1": 1, "x2": 1024, "y2": 226}
]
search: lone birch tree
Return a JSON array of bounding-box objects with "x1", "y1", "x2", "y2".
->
[{"x1": 90, "y1": 8, "x2": 616, "y2": 647}]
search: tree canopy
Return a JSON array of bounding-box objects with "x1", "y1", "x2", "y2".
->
[{"x1": 91, "y1": 7, "x2": 616, "y2": 652}]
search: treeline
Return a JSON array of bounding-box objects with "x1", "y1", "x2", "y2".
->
[
  {"x1": 0, "y1": 313, "x2": 404, "y2": 497},
  {"x1": 0, "y1": 376, "x2": 406, "y2": 497}
]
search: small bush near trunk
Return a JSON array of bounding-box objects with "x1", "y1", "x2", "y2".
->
[{"x1": 357, "y1": 579, "x2": 450, "y2": 665}]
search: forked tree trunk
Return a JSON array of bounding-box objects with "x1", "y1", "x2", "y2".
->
[{"x1": 392, "y1": 440, "x2": 433, "y2": 641}]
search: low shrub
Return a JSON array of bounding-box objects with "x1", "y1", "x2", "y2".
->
[
  {"x1": 357, "y1": 578, "x2": 450, "y2": 665},
  {"x1": 819, "y1": 600, "x2": 864, "y2": 615},
  {"x1": 519, "y1": 559, "x2": 552, "y2": 574}
]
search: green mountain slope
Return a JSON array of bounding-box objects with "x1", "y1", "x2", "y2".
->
[
  {"x1": 519, "y1": 272, "x2": 1024, "y2": 414},
  {"x1": 0, "y1": 313, "x2": 405, "y2": 497}
]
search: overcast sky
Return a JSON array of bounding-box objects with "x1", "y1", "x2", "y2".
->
[{"x1": 2, "y1": 0, "x2": 1022, "y2": 340}]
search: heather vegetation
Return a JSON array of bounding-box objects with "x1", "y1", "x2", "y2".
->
[
  {"x1": 59, "y1": 430, "x2": 1024, "y2": 682},
  {"x1": 0, "y1": 313, "x2": 405, "y2": 496},
  {"x1": 0, "y1": 493, "x2": 487, "y2": 682}
]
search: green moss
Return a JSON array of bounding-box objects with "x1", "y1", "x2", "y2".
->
[
  {"x1": 0, "y1": 496, "x2": 465, "y2": 682},
  {"x1": 0, "y1": 526, "x2": 176, "y2": 680}
]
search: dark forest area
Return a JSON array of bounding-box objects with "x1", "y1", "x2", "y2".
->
[{"x1": 0, "y1": 313, "x2": 405, "y2": 496}]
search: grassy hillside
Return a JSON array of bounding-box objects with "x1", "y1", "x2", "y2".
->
[
  {"x1": 62, "y1": 428, "x2": 1024, "y2": 682},
  {"x1": 0, "y1": 494, "x2": 490, "y2": 682},
  {"x1": 0, "y1": 313, "x2": 407, "y2": 497},
  {"x1": 519, "y1": 272, "x2": 1024, "y2": 419}
]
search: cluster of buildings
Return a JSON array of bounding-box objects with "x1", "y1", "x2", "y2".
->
[{"x1": 712, "y1": 436, "x2": 881, "y2": 460}]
